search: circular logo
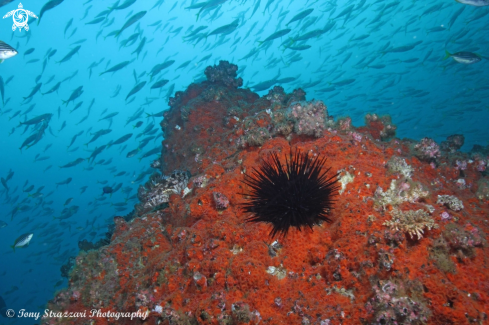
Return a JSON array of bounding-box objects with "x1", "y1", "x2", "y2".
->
[
  {"x1": 2, "y1": 3, "x2": 38, "y2": 32},
  {"x1": 13, "y1": 9, "x2": 27, "y2": 28},
  {"x1": 6, "y1": 309, "x2": 15, "y2": 317}
]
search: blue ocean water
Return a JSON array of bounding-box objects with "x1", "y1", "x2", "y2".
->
[{"x1": 0, "y1": 0, "x2": 488, "y2": 323}]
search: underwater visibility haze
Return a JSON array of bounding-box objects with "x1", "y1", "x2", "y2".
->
[{"x1": 1, "y1": 0, "x2": 489, "y2": 324}]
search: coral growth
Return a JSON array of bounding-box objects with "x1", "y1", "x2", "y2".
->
[
  {"x1": 213, "y1": 192, "x2": 229, "y2": 210},
  {"x1": 436, "y1": 194, "x2": 464, "y2": 211},
  {"x1": 238, "y1": 127, "x2": 270, "y2": 147},
  {"x1": 440, "y1": 134, "x2": 465, "y2": 153},
  {"x1": 386, "y1": 156, "x2": 414, "y2": 179},
  {"x1": 135, "y1": 170, "x2": 189, "y2": 215},
  {"x1": 78, "y1": 239, "x2": 108, "y2": 252},
  {"x1": 442, "y1": 223, "x2": 484, "y2": 258},
  {"x1": 374, "y1": 179, "x2": 429, "y2": 210},
  {"x1": 383, "y1": 208, "x2": 438, "y2": 240},
  {"x1": 366, "y1": 279, "x2": 431, "y2": 325},
  {"x1": 287, "y1": 101, "x2": 328, "y2": 138},
  {"x1": 414, "y1": 137, "x2": 441, "y2": 162},
  {"x1": 46, "y1": 62, "x2": 489, "y2": 325},
  {"x1": 204, "y1": 60, "x2": 243, "y2": 88},
  {"x1": 476, "y1": 177, "x2": 489, "y2": 200},
  {"x1": 359, "y1": 113, "x2": 397, "y2": 141}
]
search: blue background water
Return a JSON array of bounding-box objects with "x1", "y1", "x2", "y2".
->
[{"x1": 0, "y1": 0, "x2": 488, "y2": 322}]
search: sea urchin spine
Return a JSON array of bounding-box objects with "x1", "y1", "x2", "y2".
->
[{"x1": 241, "y1": 150, "x2": 340, "y2": 238}]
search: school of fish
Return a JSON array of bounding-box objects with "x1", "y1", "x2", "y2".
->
[{"x1": 0, "y1": 0, "x2": 488, "y2": 320}]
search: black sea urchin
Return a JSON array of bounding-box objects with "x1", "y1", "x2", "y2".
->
[{"x1": 241, "y1": 150, "x2": 340, "y2": 238}]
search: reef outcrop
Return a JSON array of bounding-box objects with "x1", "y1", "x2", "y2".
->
[{"x1": 45, "y1": 62, "x2": 489, "y2": 325}]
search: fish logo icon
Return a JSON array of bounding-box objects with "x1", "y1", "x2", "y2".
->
[{"x1": 3, "y1": 3, "x2": 37, "y2": 32}]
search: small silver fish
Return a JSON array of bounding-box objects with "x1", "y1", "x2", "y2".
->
[
  {"x1": 0, "y1": 40, "x2": 18, "y2": 63},
  {"x1": 11, "y1": 233, "x2": 33, "y2": 252},
  {"x1": 455, "y1": 0, "x2": 489, "y2": 6},
  {"x1": 444, "y1": 50, "x2": 482, "y2": 64}
]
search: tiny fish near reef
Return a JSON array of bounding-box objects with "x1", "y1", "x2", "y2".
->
[{"x1": 240, "y1": 150, "x2": 340, "y2": 238}]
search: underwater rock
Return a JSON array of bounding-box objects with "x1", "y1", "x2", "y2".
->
[
  {"x1": 77, "y1": 239, "x2": 109, "y2": 252},
  {"x1": 359, "y1": 113, "x2": 397, "y2": 141},
  {"x1": 204, "y1": 60, "x2": 243, "y2": 88},
  {"x1": 265, "y1": 85, "x2": 306, "y2": 108},
  {"x1": 46, "y1": 63, "x2": 489, "y2": 325},
  {"x1": 366, "y1": 278, "x2": 431, "y2": 325},
  {"x1": 440, "y1": 134, "x2": 465, "y2": 153},
  {"x1": 287, "y1": 100, "x2": 328, "y2": 138},
  {"x1": 60, "y1": 256, "x2": 76, "y2": 278},
  {"x1": 437, "y1": 194, "x2": 464, "y2": 211},
  {"x1": 213, "y1": 191, "x2": 229, "y2": 210},
  {"x1": 414, "y1": 137, "x2": 441, "y2": 162},
  {"x1": 135, "y1": 170, "x2": 189, "y2": 216}
]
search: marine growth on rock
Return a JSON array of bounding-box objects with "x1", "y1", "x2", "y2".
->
[{"x1": 47, "y1": 62, "x2": 489, "y2": 325}]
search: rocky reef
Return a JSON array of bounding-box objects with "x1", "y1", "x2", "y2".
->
[{"x1": 45, "y1": 61, "x2": 489, "y2": 325}]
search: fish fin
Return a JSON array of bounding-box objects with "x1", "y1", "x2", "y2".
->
[
  {"x1": 10, "y1": 245, "x2": 15, "y2": 252},
  {"x1": 0, "y1": 60, "x2": 3, "y2": 64},
  {"x1": 443, "y1": 50, "x2": 451, "y2": 60}
]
